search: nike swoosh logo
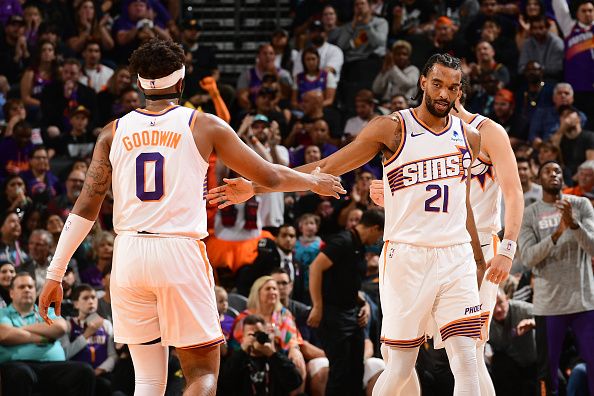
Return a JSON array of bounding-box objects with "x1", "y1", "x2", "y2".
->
[
  {"x1": 480, "y1": 244, "x2": 490, "y2": 247},
  {"x1": 411, "y1": 132, "x2": 424, "y2": 137}
]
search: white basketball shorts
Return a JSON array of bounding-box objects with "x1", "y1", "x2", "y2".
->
[
  {"x1": 111, "y1": 234, "x2": 224, "y2": 348},
  {"x1": 477, "y1": 232, "x2": 499, "y2": 344}
]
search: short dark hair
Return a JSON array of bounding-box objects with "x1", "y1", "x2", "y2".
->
[
  {"x1": 244, "y1": 314, "x2": 266, "y2": 327},
  {"x1": 30, "y1": 145, "x2": 47, "y2": 158},
  {"x1": 516, "y1": 157, "x2": 530, "y2": 166},
  {"x1": 360, "y1": 208, "x2": 385, "y2": 229},
  {"x1": 270, "y1": 268, "x2": 290, "y2": 278},
  {"x1": 278, "y1": 224, "x2": 296, "y2": 233},
  {"x1": 413, "y1": 53, "x2": 462, "y2": 102},
  {"x1": 528, "y1": 14, "x2": 549, "y2": 27},
  {"x1": 83, "y1": 40, "x2": 102, "y2": 52},
  {"x1": 63, "y1": 58, "x2": 82, "y2": 68},
  {"x1": 10, "y1": 272, "x2": 34, "y2": 289},
  {"x1": 72, "y1": 284, "x2": 95, "y2": 301},
  {"x1": 557, "y1": 105, "x2": 579, "y2": 117},
  {"x1": 129, "y1": 38, "x2": 185, "y2": 80},
  {"x1": 538, "y1": 160, "x2": 561, "y2": 178}
]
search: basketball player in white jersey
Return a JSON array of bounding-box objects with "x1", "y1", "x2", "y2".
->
[
  {"x1": 368, "y1": 80, "x2": 524, "y2": 396},
  {"x1": 207, "y1": 54, "x2": 510, "y2": 395},
  {"x1": 37, "y1": 39, "x2": 345, "y2": 396}
]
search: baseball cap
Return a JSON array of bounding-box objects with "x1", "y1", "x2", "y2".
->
[
  {"x1": 273, "y1": 27, "x2": 289, "y2": 37},
  {"x1": 252, "y1": 114, "x2": 270, "y2": 125},
  {"x1": 435, "y1": 16, "x2": 454, "y2": 27},
  {"x1": 69, "y1": 105, "x2": 91, "y2": 118},
  {"x1": 7, "y1": 15, "x2": 25, "y2": 25}
]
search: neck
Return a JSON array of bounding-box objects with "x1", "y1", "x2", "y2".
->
[
  {"x1": 415, "y1": 104, "x2": 448, "y2": 130},
  {"x1": 97, "y1": 259, "x2": 109, "y2": 270},
  {"x1": 14, "y1": 302, "x2": 34, "y2": 316},
  {"x1": 521, "y1": 180, "x2": 531, "y2": 192},
  {"x1": 528, "y1": 81, "x2": 543, "y2": 92},
  {"x1": 85, "y1": 61, "x2": 98, "y2": 69},
  {"x1": 144, "y1": 98, "x2": 179, "y2": 111},
  {"x1": 258, "y1": 305, "x2": 275, "y2": 317},
  {"x1": 280, "y1": 296, "x2": 289, "y2": 306},
  {"x1": 542, "y1": 190, "x2": 559, "y2": 203},
  {"x1": 32, "y1": 168, "x2": 45, "y2": 178},
  {"x1": 354, "y1": 224, "x2": 366, "y2": 244},
  {"x1": 78, "y1": 312, "x2": 89, "y2": 321},
  {"x1": 102, "y1": 291, "x2": 110, "y2": 303}
]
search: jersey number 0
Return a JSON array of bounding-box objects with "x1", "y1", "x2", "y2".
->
[{"x1": 136, "y1": 152, "x2": 164, "y2": 201}]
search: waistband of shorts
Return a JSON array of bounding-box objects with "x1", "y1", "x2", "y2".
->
[
  {"x1": 117, "y1": 230, "x2": 202, "y2": 240},
  {"x1": 478, "y1": 231, "x2": 498, "y2": 239},
  {"x1": 384, "y1": 240, "x2": 471, "y2": 250}
]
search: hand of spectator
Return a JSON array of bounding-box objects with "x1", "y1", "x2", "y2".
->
[
  {"x1": 83, "y1": 315, "x2": 104, "y2": 338},
  {"x1": 207, "y1": 177, "x2": 255, "y2": 208},
  {"x1": 556, "y1": 199, "x2": 577, "y2": 229},
  {"x1": 63, "y1": 80, "x2": 75, "y2": 99},
  {"x1": 369, "y1": 180, "x2": 384, "y2": 207},
  {"x1": 485, "y1": 255, "x2": 511, "y2": 284},
  {"x1": 238, "y1": 114, "x2": 254, "y2": 137},
  {"x1": 136, "y1": 18, "x2": 154, "y2": 30},
  {"x1": 38, "y1": 279, "x2": 64, "y2": 325},
  {"x1": 47, "y1": 126, "x2": 61, "y2": 139},
  {"x1": 351, "y1": 185, "x2": 362, "y2": 203},
  {"x1": 241, "y1": 329, "x2": 255, "y2": 353},
  {"x1": 14, "y1": 36, "x2": 29, "y2": 62},
  {"x1": 306, "y1": 305, "x2": 323, "y2": 328},
  {"x1": 269, "y1": 121, "x2": 281, "y2": 146},
  {"x1": 199, "y1": 77, "x2": 220, "y2": 96},
  {"x1": 99, "y1": 14, "x2": 112, "y2": 29},
  {"x1": 94, "y1": 368, "x2": 106, "y2": 376},
  {"x1": 516, "y1": 318, "x2": 536, "y2": 336},
  {"x1": 358, "y1": 302, "x2": 370, "y2": 328},
  {"x1": 310, "y1": 167, "x2": 346, "y2": 199},
  {"x1": 381, "y1": 52, "x2": 394, "y2": 73}
]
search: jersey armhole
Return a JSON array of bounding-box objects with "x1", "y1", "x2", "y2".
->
[
  {"x1": 188, "y1": 110, "x2": 198, "y2": 130},
  {"x1": 383, "y1": 112, "x2": 406, "y2": 166},
  {"x1": 111, "y1": 118, "x2": 119, "y2": 137}
]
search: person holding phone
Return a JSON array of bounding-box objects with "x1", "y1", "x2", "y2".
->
[{"x1": 220, "y1": 314, "x2": 302, "y2": 396}]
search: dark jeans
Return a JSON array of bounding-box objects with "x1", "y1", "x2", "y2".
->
[
  {"x1": 0, "y1": 360, "x2": 95, "y2": 396},
  {"x1": 319, "y1": 305, "x2": 365, "y2": 396},
  {"x1": 492, "y1": 351, "x2": 538, "y2": 396}
]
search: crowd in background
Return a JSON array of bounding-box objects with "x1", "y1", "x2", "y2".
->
[{"x1": 1, "y1": 0, "x2": 594, "y2": 395}]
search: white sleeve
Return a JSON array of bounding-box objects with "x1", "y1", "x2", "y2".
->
[
  {"x1": 325, "y1": 45, "x2": 344, "y2": 78},
  {"x1": 552, "y1": 0, "x2": 575, "y2": 37},
  {"x1": 326, "y1": 71, "x2": 338, "y2": 89}
]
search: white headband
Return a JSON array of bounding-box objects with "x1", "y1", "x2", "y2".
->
[{"x1": 137, "y1": 65, "x2": 185, "y2": 90}]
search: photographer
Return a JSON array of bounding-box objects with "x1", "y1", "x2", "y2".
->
[{"x1": 220, "y1": 314, "x2": 302, "y2": 396}]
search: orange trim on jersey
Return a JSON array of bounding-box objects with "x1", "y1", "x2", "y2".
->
[
  {"x1": 135, "y1": 105, "x2": 178, "y2": 116},
  {"x1": 383, "y1": 113, "x2": 406, "y2": 166},
  {"x1": 492, "y1": 234, "x2": 499, "y2": 258},
  {"x1": 111, "y1": 119, "x2": 119, "y2": 137},
  {"x1": 189, "y1": 110, "x2": 198, "y2": 130},
  {"x1": 382, "y1": 241, "x2": 388, "y2": 282},
  {"x1": 197, "y1": 240, "x2": 212, "y2": 287},
  {"x1": 177, "y1": 335, "x2": 225, "y2": 349},
  {"x1": 381, "y1": 335, "x2": 425, "y2": 348},
  {"x1": 410, "y1": 108, "x2": 452, "y2": 136},
  {"x1": 476, "y1": 118, "x2": 488, "y2": 130},
  {"x1": 439, "y1": 313, "x2": 483, "y2": 335},
  {"x1": 460, "y1": 119, "x2": 473, "y2": 161}
]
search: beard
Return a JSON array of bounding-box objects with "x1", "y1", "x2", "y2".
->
[
  {"x1": 425, "y1": 95, "x2": 455, "y2": 118},
  {"x1": 543, "y1": 185, "x2": 561, "y2": 196},
  {"x1": 311, "y1": 36, "x2": 324, "y2": 46}
]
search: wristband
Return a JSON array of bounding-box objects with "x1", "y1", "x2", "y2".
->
[
  {"x1": 497, "y1": 239, "x2": 517, "y2": 260},
  {"x1": 46, "y1": 213, "x2": 95, "y2": 282}
]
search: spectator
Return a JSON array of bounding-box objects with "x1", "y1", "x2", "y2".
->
[
  {"x1": 552, "y1": 0, "x2": 594, "y2": 124},
  {"x1": 236, "y1": 44, "x2": 293, "y2": 110},
  {"x1": 295, "y1": 213, "x2": 323, "y2": 298},
  {"x1": 116, "y1": 87, "x2": 141, "y2": 117},
  {"x1": 64, "y1": 0, "x2": 114, "y2": 54},
  {"x1": 270, "y1": 28, "x2": 296, "y2": 73},
  {"x1": 180, "y1": 18, "x2": 218, "y2": 79},
  {"x1": 516, "y1": 0, "x2": 559, "y2": 49},
  {"x1": 0, "y1": 0, "x2": 22, "y2": 25},
  {"x1": 0, "y1": 120, "x2": 34, "y2": 179},
  {"x1": 563, "y1": 160, "x2": 594, "y2": 197},
  {"x1": 215, "y1": 286, "x2": 234, "y2": 342},
  {"x1": 220, "y1": 314, "x2": 303, "y2": 395},
  {"x1": 345, "y1": 208, "x2": 363, "y2": 230},
  {"x1": 40, "y1": 58, "x2": 98, "y2": 137},
  {"x1": 0, "y1": 261, "x2": 15, "y2": 307},
  {"x1": 60, "y1": 284, "x2": 117, "y2": 396},
  {"x1": 386, "y1": 0, "x2": 436, "y2": 39},
  {"x1": 488, "y1": 289, "x2": 538, "y2": 395},
  {"x1": 0, "y1": 273, "x2": 95, "y2": 395},
  {"x1": 97, "y1": 66, "x2": 132, "y2": 126},
  {"x1": 19, "y1": 145, "x2": 61, "y2": 204},
  {"x1": 336, "y1": 0, "x2": 388, "y2": 63},
  {"x1": 478, "y1": 17, "x2": 518, "y2": 73},
  {"x1": 1, "y1": 98, "x2": 27, "y2": 138},
  {"x1": 516, "y1": 157, "x2": 542, "y2": 207},
  {"x1": 80, "y1": 231, "x2": 113, "y2": 289},
  {"x1": 466, "y1": 0, "x2": 517, "y2": 47},
  {"x1": 231, "y1": 276, "x2": 307, "y2": 392},
  {"x1": 388, "y1": 93, "x2": 409, "y2": 112},
  {"x1": 96, "y1": 264, "x2": 112, "y2": 322},
  {"x1": 552, "y1": 106, "x2": 594, "y2": 181},
  {"x1": 517, "y1": 15, "x2": 564, "y2": 81},
  {"x1": 79, "y1": 41, "x2": 114, "y2": 93},
  {"x1": 45, "y1": 213, "x2": 64, "y2": 252},
  {"x1": 466, "y1": 40, "x2": 510, "y2": 87},
  {"x1": 490, "y1": 88, "x2": 524, "y2": 144},
  {"x1": 0, "y1": 210, "x2": 28, "y2": 267},
  {"x1": 372, "y1": 40, "x2": 419, "y2": 103},
  {"x1": 307, "y1": 209, "x2": 383, "y2": 395},
  {"x1": 23, "y1": 3, "x2": 42, "y2": 49},
  {"x1": 290, "y1": 119, "x2": 338, "y2": 167},
  {"x1": 0, "y1": 15, "x2": 29, "y2": 85},
  {"x1": 253, "y1": 86, "x2": 288, "y2": 136},
  {"x1": 47, "y1": 169, "x2": 85, "y2": 219},
  {"x1": 54, "y1": 105, "x2": 94, "y2": 159},
  {"x1": 293, "y1": 19, "x2": 344, "y2": 82},
  {"x1": 292, "y1": 47, "x2": 337, "y2": 109},
  {"x1": 338, "y1": 170, "x2": 376, "y2": 226},
  {"x1": 19, "y1": 40, "x2": 59, "y2": 123},
  {"x1": 37, "y1": 22, "x2": 74, "y2": 59},
  {"x1": 515, "y1": 60, "x2": 553, "y2": 137},
  {"x1": 529, "y1": 83, "x2": 588, "y2": 145},
  {"x1": 59, "y1": 267, "x2": 79, "y2": 319},
  {"x1": 322, "y1": 5, "x2": 341, "y2": 44},
  {"x1": 0, "y1": 175, "x2": 32, "y2": 215},
  {"x1": 519, "y1": 161, "x2": 594, "y2": 396},
  {"x1": 409, "y1": 16, "x2": 468, "y2": 68},
  {"x1": 344, "y1": 89, "x2": 377, "y2": 139},
  {"x1": 21, "y1": 229, "x2": 53, "y2": 291}
]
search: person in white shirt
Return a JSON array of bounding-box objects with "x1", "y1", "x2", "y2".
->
[
  {"x1": 372, "y1": 40, "x2": 419, "y2": 103},
  {"x1": 293, "y1": 20, "x2": 344, "y2": 82},
  {"x1": 344, "y1": 89, "x2": 378, "y2": 140},
  {"x1": 79, "y1": 41, "x2": 113, "y2": 93}
]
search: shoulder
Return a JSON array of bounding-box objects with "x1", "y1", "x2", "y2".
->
[
  {"x1": 566, "y1": 194, "x2": 591, "y2": 207},
  {"x1": 461, "y1": 119, "x2": 481, "y2": 150},
  {"x1": 256, "y1": 237, "x2": 277, "y2": 254}
]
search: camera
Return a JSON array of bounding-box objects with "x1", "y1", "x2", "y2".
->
[{"x1": 254, "y1": 330, "x2": 271, "y2": 344}]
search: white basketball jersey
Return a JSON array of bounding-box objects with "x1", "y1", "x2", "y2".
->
[
  {"x1": 382, "y1": 109, "x2": 472, "y2": 247},
  {"x1": 109, "y1": 105, "x2": 208, "y2": 239},
  {"x1": 468, "y1": 114, "x2": 502, "y2": 234}
]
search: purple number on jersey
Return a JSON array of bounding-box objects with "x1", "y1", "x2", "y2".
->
[{"x1": 136, "y1": 152, "x2": 164, "y2": 201}]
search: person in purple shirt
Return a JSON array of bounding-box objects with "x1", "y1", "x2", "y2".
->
[
  {"x1": 290, "y1": 119, "x2": 338, "y2": 167},
  {"x1": 80, "y1": 231, "x2": 113, "y2": 289},
  {"x1": 0, "y1": 120, "x2": 34, "y2": 181},
  {"x1": 19, "y1": 146, "x2": 61, "y2": 204},
  {"x1": 0, "y1": 0, "x2": 22, "y2": 25}
]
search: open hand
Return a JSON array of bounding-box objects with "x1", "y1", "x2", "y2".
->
[
  {"x1": 310, "y1": 167, "x2": 346, "y2": 198},
  {"x1": 207, "y1": 178, "x2": 254, "y2": 208},
  {"x1": 38, "y1": 279, "x2": 63, "y2": 325}
]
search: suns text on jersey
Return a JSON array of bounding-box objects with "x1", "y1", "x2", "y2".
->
[{"x1": 122, "y1": 130, "x2": 182, "y2": 151}]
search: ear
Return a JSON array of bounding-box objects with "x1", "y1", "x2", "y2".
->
[{"x1": 420, "y1": 75, "x2": 427, "y2": 93}]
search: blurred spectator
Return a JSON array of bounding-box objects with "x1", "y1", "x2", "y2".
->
[
  {"x1": 47, "y1": 169, "x2": 85, "y2": 219},
  {"x1": 45, "y1": 213, "x2": 63, "y2": 252},
  {"x1": 20, "y1": 145, "x2": 60, "y2": 204},
  {"x1": 37, "y1": 21, "x2": 74, "y2": 59},
  {"x1": 336, "y1": 0, "x2": 388, "y2": 63},
  {"x1": 0, "y1": 211, "x2": 28, "y2": 267},
  {"x1": 0, "y1": 120, "x2": 34, "y2": 179},
  {"x1": 271, "y1": 28, "x2": 296, "y2": 73},
  {"x1": 478, "y1": 17, "x2": 518, "y2": 73},
  {"x1": 215, "y1": 286, "x2": 234, "y2": 342},
  {"x1": 54, "y1": 105, "x2": 94, "y2": 159},
  {"x1": 552, "y1": 106, "x2": 594, "y2": 181},
  {"x1": 515, "y1": 61, "x2": 553, "y2": 137},
  {"x1": 292, "y1": 47, "x2": 337, "y2": 108},
  {"x1": 252, "y1": 86, "x2": 288, "y2": 136},
  {"x1": 552, "y1": 0, "x2": 594, "y2": 124},
  {"x1": 23, "y1": 3, "x2": 42, "y2": 49},
  {"x1": 79, "y1": 41, "x2": 114, "y2": 93},
  {"x1": 0, "y1": 0, "x2": 22, "y2": 25},
  {"x1": 517, "y1": 15, "x2": 564, "y2": 81},
  {"x1": 0, "y1": 175, "x2": 32, "y2": 215},
  {"x1": 322, "y1": 5, "x2": 341, "y2": 44},
  {"x1": 372, "y1": 40, "x2": 419, "y2": 103},
  {"x1": 388, "y1": 93, "x2": 409, "y2": 112},
  {"x1": 81, "y1": 231, "x2": 113, "y2": 289},
  {"x1": 488, "y1": 289, "x2": 538, "y2": 395},
  {"x1": 236, "y1": 44, "x2": 293, "y2": 110},
  {"x1": 491, "y1": 88, "x2": 524, "y2": 144},
  {"x1": 180, "y1": 18, "x2": 218, "y2": 80},
  {"x1": 285, "y1": 90, "x2": 342, "y2": 146},
  {"x1": 40, "y1": 58, "x2": 98, "y2": 137},
  {"x1": 386, "y1": 0, "x2": 436, "y2": 39},
  {"x1": 290, "y1": 119, "x2": 338, "y2": 167},
  {"x1": 0, "y1": 261, "x2": 15, "y2": 307},
  {"x1": 293, "y1": 20, "x2": 344, "y2": 82},
  {"x1": 97, "y1": 66, "x2": 132, "y2": 126},
  {"x1": 516, "y1": 0, "x2": 559, "y2": 49},
  {"x1": 116, "y1": 87, "x2": 141, "y2": 117},
  {"x1": 346, "y1": 208, "x2": 364, "y2": 230},
  {"x1": 563, "y1": 160, "x2": 594, "y2": 197},
  {"x1": 1, "y1": 98, "x2": 26, "y2": 138},
  {"x1": 338, "y1": 171, "x2": 376, "y2": 226},
  {"x1": 64, "y1": 0, "x2": 114, "y2": 54},
  {"x1": 295, "y1": 213, "x2": 323, "y2": 300},
  {"x1": 519, "y1": 161, "x2": 594, "y2": 396},
  {"x1": 466, "y1": 0, "x2": 517, "y2": 47},
  {"x1": 410, "y1": 16, "x2": 467, "y2": 67},
  {"x1": 220, "y1": 314, "x2": 303, "y2": 396},
  {"x1": 59, "y1": 266, "x2": 79, "y2": 319},
  {"x1": 270, "y1": 268, "x2": 310, "y2": 338},
  {"x1": 21, "y1": 229, "x2": 52, "y2": 291},
  {"x1": 60, "y1": 284, "x2": 116, "y2": 396},
  {"x1": 466, "y1": 40, "x2": 510, "y2": 87},
  {"x1": 529, "y1": 83, "x2": 588, "y2": 145},
  {"x1": 344, "y1": 89, "x2": 377, "y2": 139},
  {"x1": 96, "y1": 264, "x2": 112, "y2": 322},
  {"x1": 0, "y1": 14, "x2": 29, "y2": 85},
  {"x1": 516, "y1": 157, "x2": 543, "y2": 207},
  {"x1": 0, "y1": 273, "x2": 95, "y2": 396},
  {"x1": 20, "y1": 40, "x2": 59, "y2": 123}
]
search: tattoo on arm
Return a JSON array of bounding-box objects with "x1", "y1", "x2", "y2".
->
[{"x1": 83, "y1": 138, "x2": 112, "y2": 198}]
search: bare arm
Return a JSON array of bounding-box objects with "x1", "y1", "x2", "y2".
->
[
  {"x1": 22, "y1": 318, "x2": 67, "y2": 339},
  {"x1": 306, "y1": 252, "x2": 333, "y2": 327},
  {"x1": 586, "y1": 150, "x2": 594, "y2": 161},
  {"x1": 0, "y1": 323, "x2": 44, "y2": 345}
]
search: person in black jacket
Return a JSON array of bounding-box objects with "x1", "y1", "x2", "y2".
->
[{"x1": 219, "y1": 314, "x2": 302, "y2": 396}]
